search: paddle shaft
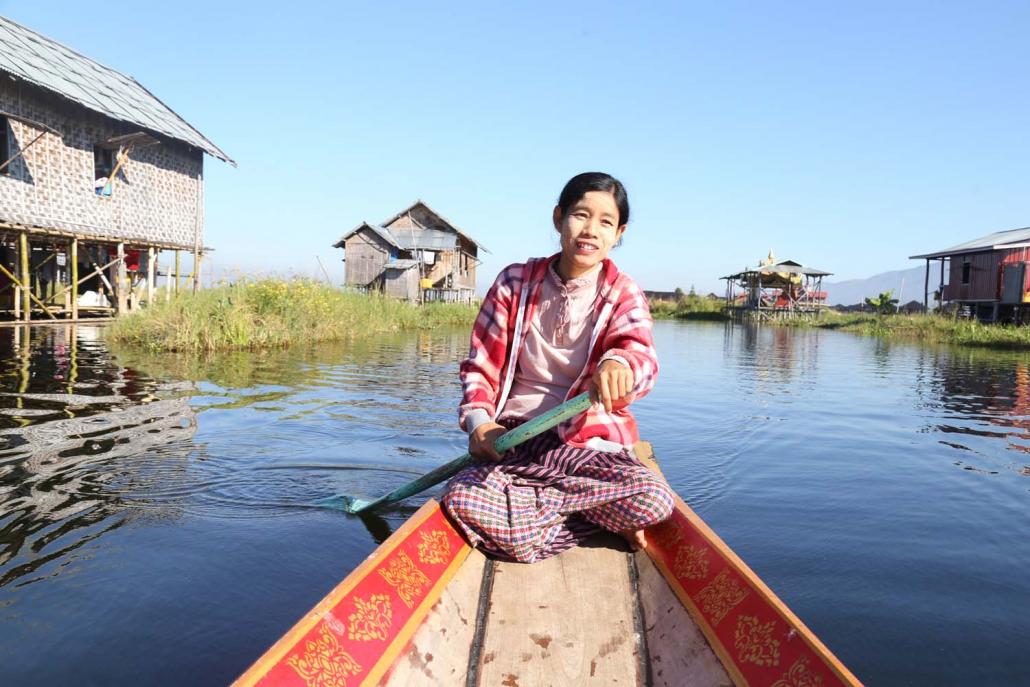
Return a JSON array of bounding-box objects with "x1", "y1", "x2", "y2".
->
[{"x1": 348, "y1": 392, "x2": 593, "y2": 514}]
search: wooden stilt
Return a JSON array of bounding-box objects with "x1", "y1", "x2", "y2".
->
[
  {"x1": 923, "y1": 258, "x2": 930, "y2": 312},
  {"x1": 116, "y1": 243, "x2": 127, "y2": 314},
  {"x1": 13, "y1": 255, "x2": 20, "y2": 320},
  {"x1": 194, "y1": 249, "x2": 202, "y2": 293},
  {"x1": 146, "y1": 247, "x2": 155, "y2": 306},
  {"x1": 71, "y1": 239, "x2": 79, "y2": 320},
  {"x1": 174, "y1": 250, "x2": 180, "y2": 295},
  {"x1": 20, "y1": 233, "x2": 30, "y2": 322}
]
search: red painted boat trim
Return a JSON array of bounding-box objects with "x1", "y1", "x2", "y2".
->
[
  {"x1": 646, "y1": 495, "x2": 864, "y2": 686},
  {"x1": 232, "y1": 500, "x2": 470, "y2": 687}
]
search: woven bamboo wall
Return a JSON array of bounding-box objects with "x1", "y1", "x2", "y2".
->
[{"x1": 0, "y1": 79, "x2": 203, "y2": 248}]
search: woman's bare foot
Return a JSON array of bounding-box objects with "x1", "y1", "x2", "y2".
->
[{"x1": 620, "y1": 528, "x2": 647, "y2": 551}]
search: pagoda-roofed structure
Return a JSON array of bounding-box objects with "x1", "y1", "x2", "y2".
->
[{"x1": 722, "y1": 252, "x2": 832, "y2": 319}]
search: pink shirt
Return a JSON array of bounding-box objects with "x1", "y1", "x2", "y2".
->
[{"x1": 500, "y1": 262, "x2": 603, "y2": 420}]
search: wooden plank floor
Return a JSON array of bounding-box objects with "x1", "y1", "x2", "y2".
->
[
  {"x1": 475, "y1": 537, "x2": 643, "y2": 686},
  {"x1": 383, "y1": 550, "x2": 487, "y2": 686},
  {"x1": 635, "y1": 551, "x2": 732, "y2": 687}
]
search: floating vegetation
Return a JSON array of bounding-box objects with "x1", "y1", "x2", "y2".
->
[
  {"x1": 108, "y1": 279, "x2": 478, "y2": 352},
  {"x1": 779, "y1": 312, "x2": 1030, "y2": 349}
]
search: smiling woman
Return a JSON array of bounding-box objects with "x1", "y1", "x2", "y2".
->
[
  {"x1": 438, "y1": 172, "x2": 674, "y2": 562},
  {"x1": 553, "y1": 172, "x2": 630, "y2": 280}
]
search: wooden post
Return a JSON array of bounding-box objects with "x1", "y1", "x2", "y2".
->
[
  {"x1": 146, "y1": 247, "x2": 155, "y2": 307},
  {"x1": 174, "y1": 250, "x2": 181, "y2": 295},
  {"x1": 71, "y1": 239, "x2": 78, "y2": 320},
  {"x1": 20, "y1": 233, "x2": 30, "y2": 322},
  {"x1": 194, "y1": 249, "x2": 202, "y2": 293},
  {"x1": 923, "y1": 258, "x2": 930, "y2": 312},
  {"x1": 12, "y1": 245, "x2": 20, "y2": 319},
  {"x1": 116, "y1": 243, "x2": 127, "y2": 314},
  {"x1": 939, "y1": 259, "x2": 945, "y2": 311}
]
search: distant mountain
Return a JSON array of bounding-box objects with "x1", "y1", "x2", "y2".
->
[{"x1": 823, "y1": 266, "x2": 930, "y2": 305}]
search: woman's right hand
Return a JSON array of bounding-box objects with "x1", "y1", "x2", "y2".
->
[{"x1": 469, "y1": 422, "x2": 506, "y2": 461}]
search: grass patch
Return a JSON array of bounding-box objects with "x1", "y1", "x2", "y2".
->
[
  {"x1": 107, "y1": 279, "x2": 478, "y2": 352},
  {"x1": 651, "y1": 296, "x2": 730, "y2": 322},
  {"x1": 780, "y1": 311, "x2": 1030, "y2": 349}
]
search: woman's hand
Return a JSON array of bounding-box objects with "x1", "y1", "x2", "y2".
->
[
  {"x1": 590, "y1": 359, "x2": 634, "y2": 413},
  {"x1": 469, "y1": 421, "x2": 506, "y2": 461}
]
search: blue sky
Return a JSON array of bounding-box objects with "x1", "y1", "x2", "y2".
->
[{"x1": 5, "y1": 1, "x2": 1028, "y2": 293}]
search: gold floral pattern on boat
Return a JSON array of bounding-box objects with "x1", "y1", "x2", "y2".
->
[
  {"x1": 772, "y1": 656, "x2": 825, "y2": 687},
  {"x1": 417, "y1": 529, "x2": 451, "y2": 565},
  {"x1": 238, "y1": 503, "x2": 469, "y2": 687},
  {"x1": 378, "y1": 550, "x2": 431, "y2": 609},
  {"x1": 650, "y1": 520, "x2": 685, "y2": 549},
  {"x1": 347, "y1": 594, "x2": 392, "y2": 641},
  {"x1": 673, "y1": 543, "x2": 709, "y2": 580},
  {"x1": 697, "y1": 569, "x2": 749, "y2": 626},
  {"x1": 286, "y1": 622, "x2": 362, "y2": 687},
  {"x1": 734, "y1": 615, "x2": 781, "y2": 667}
]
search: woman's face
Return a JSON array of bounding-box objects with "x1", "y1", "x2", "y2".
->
[{"x1": 553, "y1": 191, "x2": 626, "y2": 280}]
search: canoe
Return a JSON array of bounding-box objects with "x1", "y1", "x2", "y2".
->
[{"x1": 232, "y1": 443, "x2": 863, "y2": 686}]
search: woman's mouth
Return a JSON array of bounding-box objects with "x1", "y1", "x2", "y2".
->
[{"x1": 575, "y1": 242, "x2": 598, "y2": 254}]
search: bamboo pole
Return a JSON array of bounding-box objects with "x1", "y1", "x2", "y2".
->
[
  {"x1": 174, "y1": 250, "x2": 180, "y2": 295},
  {"x1": 71, "y1": 239, "x2": 78, "y2": 320},
  {"x1": 165, "y1": 254, "x2": 172, "y2": 301},
  {"x1": 12, "y1": 244, "x2": 20, "y2": 320},
  {"x1": 20, "y1": 233, "x2": 30, "y2": 322},
  {"x1": 116, "y1": 243, "x2": 127, "y2": 314},
  {"x1": 146, "y1": 247, "x2": 155, "y2": 306},
  {"x1": 52, "y1": 256, "x2": 119, "y2": 304},
  {"x1": 923, "y1": 258, "x2": 930, "y2": 311},
  {"x1": 0, "y1": 262, "x2": 57, "y2": 319},
  {"x1": 194, "y1": 250, "x2": 202, "y2": 293}
]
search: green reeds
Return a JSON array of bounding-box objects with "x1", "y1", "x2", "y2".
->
[
  {"x1": 107, "y1": 280, "x2": 478, "y2": 352},
  {"x1": 781, "y1": 312, "x2": 1030, "y2": 349},
  {"x1": 650, "y1": 295, "x2": 730, "y2": 322}
]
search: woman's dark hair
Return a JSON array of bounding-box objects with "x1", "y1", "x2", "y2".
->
[{"x1": 557, "y1": 172, "x2": 630, "y2": 226}]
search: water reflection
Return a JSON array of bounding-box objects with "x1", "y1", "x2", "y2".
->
[
  {"x1": 0, "y1": 325, "x2": 198, "y2": 588},
  {"x1": 916, "y1": 345, "x2": 1030, "y2": 474},
  {"x1": 0, "y1": 321, "x2": 1027, "y2": 686}
]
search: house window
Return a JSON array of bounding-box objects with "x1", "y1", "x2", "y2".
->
[
  {"x1": 93, "y1": 145, "x2": 114, "y2": 194},
  {"x1": 961, "y1": 258, "x2": 971, "y2": 285},
  {"x1": 0, "y1": 116, "x2": 10, "y2": 175}
]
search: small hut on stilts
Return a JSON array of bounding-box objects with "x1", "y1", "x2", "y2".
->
[
  {"x1": 722, "y1": 252, "x2": 831, "y2": 320},
  {"x1": 0, "y1": 16, "x2": 234, "y2": 323}
]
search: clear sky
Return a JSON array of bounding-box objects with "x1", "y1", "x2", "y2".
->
[{"x1": 4, "y1": 1, "x2": 1028, "y2": 293}]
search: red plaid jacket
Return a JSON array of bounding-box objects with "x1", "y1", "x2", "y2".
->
[{"x1": 459, "y1": 255, "x2": 658, "y2": 449}]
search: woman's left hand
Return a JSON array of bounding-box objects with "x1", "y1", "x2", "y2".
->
[{"x1": 590, "y1": 359, "x2": 634, "y2": 413}]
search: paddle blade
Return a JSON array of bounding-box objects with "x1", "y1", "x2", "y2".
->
[{"x1": 312, "y1": 494, "x2": 373, "y2": 513}]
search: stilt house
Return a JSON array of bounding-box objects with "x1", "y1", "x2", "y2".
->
[
  {"x1": 722, "y1": 254, "x2": 831, "y2": 319},
  {"x1": 0, "y1": 16, "x2": 234, "y2": 321},
  {"x1": 333, "y1": 201, "x2": 485, "y2": 303},
  {"x1": 910, "y1": 227, "x2": 1030, "y2": 322}
]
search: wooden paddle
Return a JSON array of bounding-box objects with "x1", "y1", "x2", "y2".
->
[{"x1": 331, "y1": 392, "x2": 593, "y2": 514}]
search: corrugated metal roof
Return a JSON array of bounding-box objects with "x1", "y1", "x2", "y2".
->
[
  {"x1": 910, "y1": 227, "x2": 1030, "y2": 259},
  {"x1": 384, "y1": 259, "x2": 418, "y2": 270},
  {"x1": 333, "y1": 224, "x2": 461, "y2": 251},
  {"x1": 0, "y1": 16, "x2": 234, "y2": 164},
  {"x1": 333, "y1": 222, "x2": 401, "y2": 249},
  {"x1": 394, "y1": 228, "x2": 458, "y2": 251},
  {"x1": 722, "y1": 261, "x2": 832, "y2": 280},
  {"x1": 381, "y1": 200, "x2": 489, "y2": 252}
]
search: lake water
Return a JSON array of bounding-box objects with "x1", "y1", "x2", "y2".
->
[{"x1": 0, "y1": 321, "x2": 1027, "y2": 686}]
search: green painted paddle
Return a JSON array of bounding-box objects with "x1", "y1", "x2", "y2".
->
[{"x1": 332, "y1": 392, "x2": 593, "y2": 514}]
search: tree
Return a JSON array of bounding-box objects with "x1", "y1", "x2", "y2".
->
[{"x1": 865, "y1": 290, "x2": 899, "y2": 315}]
